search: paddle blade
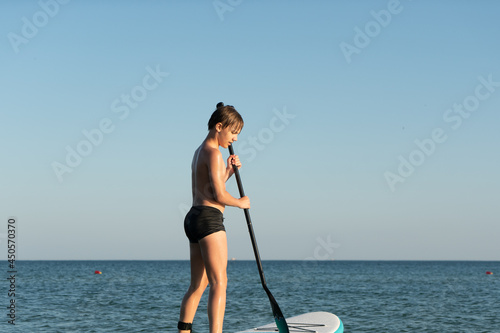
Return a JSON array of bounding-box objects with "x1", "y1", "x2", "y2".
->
[
  {"x1": 267, "y1": 290, "x2": 289, "y2": 332},
  {"x1": 274, "y1": 316, "x2": 290, "y2": 333}
]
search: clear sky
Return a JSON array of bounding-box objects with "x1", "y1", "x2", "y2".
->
[{"x1": 1, "y1": 0, "x2": 499, "y2": 260}]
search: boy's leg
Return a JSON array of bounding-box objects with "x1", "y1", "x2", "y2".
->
[
  {"x1": 199, "y1": 231, "x2": 228, "y2": 333},
  {"x1": 178, "y1": 242, "x2": 209, "y2": 332}
]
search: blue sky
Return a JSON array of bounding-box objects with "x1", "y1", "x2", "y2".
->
[{"x1": 1, "y1": 0, "x2": 499, "y2": 260}]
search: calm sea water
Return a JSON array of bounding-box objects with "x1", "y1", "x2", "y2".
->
[{"x1": 3, "y1": 261, "x2": 499, "y2": 332}]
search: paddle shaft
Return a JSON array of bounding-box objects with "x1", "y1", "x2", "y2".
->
[
  {"x1": 228, "y1": 145, "x2": 289, "y2": 333},
  {"x1": 228, "y1": 145, "x2": 268, "y2": 283}
]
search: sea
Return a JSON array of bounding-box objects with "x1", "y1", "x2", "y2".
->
[{"x1": 3, "y1": 260, "x2": 499, "y2": 332}]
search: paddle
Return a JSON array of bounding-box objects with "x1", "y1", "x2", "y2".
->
[{"x1": 228, "y1": 144, "x2": 290, "y2": 333}]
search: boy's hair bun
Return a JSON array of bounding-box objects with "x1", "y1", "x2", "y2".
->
[{"x1": 216, "y1": 102, "x2": 224, "y2": 108}]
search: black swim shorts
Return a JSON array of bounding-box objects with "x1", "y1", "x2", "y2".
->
[{"x1": 184, "y1": 206, "x2": 225, "y2": 243}]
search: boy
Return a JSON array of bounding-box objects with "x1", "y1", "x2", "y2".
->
[{"x1": 178, "y1": 102, "x2": 250, "y2": 333}]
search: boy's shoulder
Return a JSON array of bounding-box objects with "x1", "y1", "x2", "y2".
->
[{"x1": 198, "y1": 144, "x2": 222, "y2": 161}]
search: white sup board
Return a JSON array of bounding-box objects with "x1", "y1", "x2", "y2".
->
[{"x1": 237, "y1": 311, "x2": 343, "y2": 333}]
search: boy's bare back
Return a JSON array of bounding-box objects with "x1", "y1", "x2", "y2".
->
[{"x1": 191, "y1": 142, "x2": 224, "y2": 211}]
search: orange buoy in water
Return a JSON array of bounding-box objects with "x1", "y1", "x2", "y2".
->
[
  {"x1": 486, "y1": 271, "x2": 493, "y2": 275},
  {"x1": 95, "y1": 270, "x2": 102, "y2": 274}
]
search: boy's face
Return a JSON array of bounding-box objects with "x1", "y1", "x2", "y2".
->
[{"x1": 216, "y1": 123, "x2": 240, "y2": 149}]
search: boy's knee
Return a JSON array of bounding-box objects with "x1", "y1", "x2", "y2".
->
[
  {"x1": 208, "y1": 276, "x2": 227, "y2": 289},
  {"x1": 189, "y1": 282, "x2": 208, "y2": 294}
]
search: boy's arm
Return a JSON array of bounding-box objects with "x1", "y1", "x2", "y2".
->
[{"x1": 208, "y1": 149, "x2": 247, "y2": 208}]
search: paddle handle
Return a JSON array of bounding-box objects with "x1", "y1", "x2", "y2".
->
[{"x1": 228, "y1": 145, "x2": 267, "y2": 287}]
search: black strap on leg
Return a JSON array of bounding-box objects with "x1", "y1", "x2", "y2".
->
[{"x1": 177, "y1": 321, "x2": 192, "y2": 331}]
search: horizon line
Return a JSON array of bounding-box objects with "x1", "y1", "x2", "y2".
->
[{"x1": 11, "y1": 259, "x2": 500, "y2": 262}]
